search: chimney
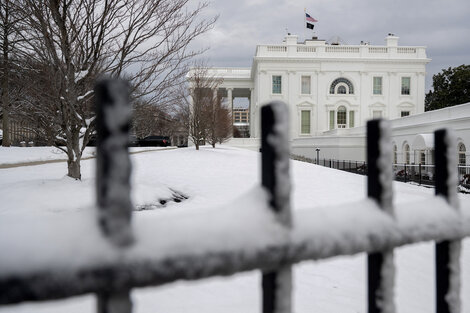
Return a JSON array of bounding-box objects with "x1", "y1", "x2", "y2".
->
[
  {"x1": 284, "y1": 34, "x2": 298, "y2": 45},
  {"x1": 385, "y1": 33, "x2": 399, "y2": 46}
]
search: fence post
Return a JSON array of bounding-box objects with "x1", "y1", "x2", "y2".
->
[
  {"x1": 404, "y1": 163, "x2": 407, "y2": 183},
  {"x1": 434, "y1": 129, "x2": 461, "y2": 313},
  {"x1": 261, "y1": 101, "x2": 292, "y2": 313},
  {"x1": 367, "y1": 119, "x2": 395, "y2": 313},
  {"x1": 419, "y1": 163, "x2": 422, "y2": 185},
  {"x1": 95, "y1": 79, "x2": 134, "y2": 313}
]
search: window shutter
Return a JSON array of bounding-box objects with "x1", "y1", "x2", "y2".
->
[
  {"x1": 329, "y1": 110, "x2": 335, "y2": 130},
  {"x1": 349, "y1": 111, "x2": 355, "y2": 128}
]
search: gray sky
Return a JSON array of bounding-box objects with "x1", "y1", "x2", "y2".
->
[{"x1": 193, "y1": 0, "x2": 470, "y2": 92}]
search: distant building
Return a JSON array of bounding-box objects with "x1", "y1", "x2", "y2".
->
[
  {"x1": 233, "y1": 108, "x2": 250, "y2": 125},
  {"x1": 201, "y1": 33, "x2": 429, "y2": 139}
]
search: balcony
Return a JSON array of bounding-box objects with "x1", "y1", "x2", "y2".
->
[{"x1": 255, "y1": 44, "x2": 427, "y2": 60}]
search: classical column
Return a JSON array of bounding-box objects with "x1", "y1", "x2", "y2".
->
[{"x1": 227, "y1": 88, "x2": 233, "y2": 126}]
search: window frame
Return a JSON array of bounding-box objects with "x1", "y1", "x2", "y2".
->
[
  {"x1": 459, "y1": 143, "x2": 466, "y2": 165},
  {"x1": 401, "y1": 76, "x2": 411, "y2": 95},
  {"x1": 404, "y1": 144, "x2": 410, "y2": 164},
  {"x1": 272, "y1": 75, "x2": 282, "y2": 94},
  {"x1": 373, "y1": 76, "x2": 383, "y2": 95},
  {"x1": 337, "y1": 106, "x2": 347, "y2": 128},
  {"x1": 301, "y1": 75, "x2": 311, "y2": 95}
]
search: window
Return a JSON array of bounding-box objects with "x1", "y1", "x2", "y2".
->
[
  {"x1": 459, "y1": 143, "x2": 466, "y2": 165},
  {"x1": 373, "y1": 77, "x2": 382, "y2": 95},
  {"x1": 404, "y1": 144, "x2": 410, "y2": 164},
  {"x1": 373, "y1": 110, "x2": 383, "y2": 119},
  {"x1": 337, "y1": 85, "x2": 347, "y2": 94},
  {"x1": 401, "y1": 77, "x2": 410, "y2": 95},
  {"x1": 272, "y1": 75, "x2": 282, "y2": 94},
  {"x1": 301, "y1": 110, "x2": 310, "y2": 134},
  {"x1": 301, "y1": 76, "x2": 311, "y2": 94},
  {"x1": 420, "y1": 151, "x2": 426, "y2": 164},
  {"x1": 330, "y1": 77, "x2": 354, "y2": 94},
  {"x1": 337, "y1": 106, "x2": 347, "y2": 128},
  {"x1": 349, "y1": 111, "x2": 355, "y2": 128},
  {"x1": 401, "y1": 111, "x2": 410, "y2": 117}
]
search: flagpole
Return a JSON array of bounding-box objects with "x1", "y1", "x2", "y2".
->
[{"x1": 303, "y1": 8, "x2": 306, "y2": 42}]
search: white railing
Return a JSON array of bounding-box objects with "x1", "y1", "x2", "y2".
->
[
  {"x1": 325, "y1": 46, "x2": 360, "y2": 53},
  {"x1": 256, "y1": 44, "x2": 426, "y2": 59},
  {"x1": 297, "y1": 46, "x2": 316, "y2": 53},
  {"x1": 369, "y1": 47, "x2": 388, "y2": 53},
  {"x1": 267, "y1": 45, "x2": 287, "y2": 52},
  {"x1": 398, "y1": 47, "x2": 417, "y2": 54}
]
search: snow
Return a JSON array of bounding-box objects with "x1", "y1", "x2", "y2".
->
[
  {"x1": 268, "y1": 101, "x2": 292, "y2": 226},
  {"x1": 0, "y1": 146, "x2": 469, "y2": 312},
  {"x1": 77, "y1": 90, "x2": 93, "y2": 101},
  {"x1": 378, "y1": 119, "x2": 394, "y2": 213},
  {"x1": 74, "y1": 70, "x2": 89, "y2": 83},
  {"x1": 0, "y1": 146, "x2": 174, "y2": 165}
]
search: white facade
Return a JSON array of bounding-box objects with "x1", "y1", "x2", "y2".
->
[
  {"x1": 207, "y1": 33, "x2": 430, "y2": 140},
  {"x1": 290, "y1": 102, "x2": 470, "y2": 166}
]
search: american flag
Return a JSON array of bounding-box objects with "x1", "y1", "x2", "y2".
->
[{"x1": 306, "y1": 13, "x2": 318, "y2": 23}]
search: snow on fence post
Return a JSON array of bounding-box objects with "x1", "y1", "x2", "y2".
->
[
  {"x1": 434, "y1": 128, "x2": 461, "y2": 313},
  {"x1": 261, "y1": 101, "x2": 292, "y2": 313},
  {"x1": 95, "y1": 79, "x2": 134, "y2": 313},
  {"x1": 366, "y1": 119, "x2": 395, "y2": 313}
]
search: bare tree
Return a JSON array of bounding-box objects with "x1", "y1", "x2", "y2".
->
[
  {"x1": 215, "y1": 105, "x2": 232, "y2": 144},
  {"x1": 16, "y1": 0, "x2": 216, "y2": 178},
  {"x1": 0, "y1": 0, "x2": 26, "y2": 146},
  {"x1": 132, "y1": 99, "x2": 175, "y2": 139},
  {"x1": 206, "y1": 93, "x2": 231, "y2": 148},
  {"x1": 185, "y1": 65, "x2": 224, "y2": 150}
]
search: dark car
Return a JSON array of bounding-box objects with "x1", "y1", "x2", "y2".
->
[
  {"x1": 87, "y1": 134, "x2": 140, "y2": 147},
  {"x1": 139, "y1": 135, "x2": 171, "y2": 147}
]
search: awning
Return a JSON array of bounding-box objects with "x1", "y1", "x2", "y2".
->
[{"x1": 412, "y1": 134, "x2": 434, "y2": 150}]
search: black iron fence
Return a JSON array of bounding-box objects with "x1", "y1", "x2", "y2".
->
[
  {"x1": 292, "y1": 155, "x2": 470, "y2": 190},
  {"x1": 1, "y1": 85, "x2": 469, "y2": 313}
]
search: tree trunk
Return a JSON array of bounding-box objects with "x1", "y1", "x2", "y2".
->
[
  {"x1": 2, "y1": 6, "x2": 11, "y2": 147},
  {"x1": 67, "y1": 158, "x2": 81, "y2": 180}
]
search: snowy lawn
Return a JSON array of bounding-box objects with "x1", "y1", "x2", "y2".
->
[
  {"x1": 0, "y1": 146, "x2": 174, "y2": 166},
  {"x1": 0, "y1": 145, "x2": 469, "y2": 313}
]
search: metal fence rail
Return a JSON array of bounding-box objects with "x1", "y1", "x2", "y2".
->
[
  {"x1": 0, "y1": 84, "x2": 468, "y2": 313},
  {"x1": 293, "y1": 156, "x2": 470, "y2": 190}
]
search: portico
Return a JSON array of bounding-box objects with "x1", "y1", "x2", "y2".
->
[{"x1": 209, "y1": 68, "x2": 254, "y2": 137}]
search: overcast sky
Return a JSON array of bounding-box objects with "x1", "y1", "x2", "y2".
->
[{"x1": 192, "y1": 0, "x2": 470, "y2": 92}]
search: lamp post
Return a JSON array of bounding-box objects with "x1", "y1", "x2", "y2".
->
[{"x1": 316, "y1": 148, "x2": 320, "y2": 164}]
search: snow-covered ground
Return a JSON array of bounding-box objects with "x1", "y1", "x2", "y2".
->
[
  {"x1": 0, "y1": 146, "x2": 173, "y2": 165},
  {"x1": 0, "y1": 146, "x2": 469, "y2": 312}
]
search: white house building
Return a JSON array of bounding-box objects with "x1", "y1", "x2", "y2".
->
[
  {"x1": 202, "y1": 33, "x2": 429, "y2": 140},
  {"x1": 191, "y1": 33, "x2": 469, "y2": 167}
]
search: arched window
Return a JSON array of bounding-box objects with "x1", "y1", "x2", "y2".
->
[
  {"x1": 393, "y1": 145, "x2": 397, "y2": 164},
  {"x1": 330, "y1": 78, "x2": 354, "y2": 94},
  {"x1": 337, "y1": 106, "x2": 347, "y2": 128},
  {"x1": 337, "y1": 85, "x2": 347, "y2": 94},
  {"x1": 459, "y1": 143, "x2": 466, "y2": 165},
  {"x1": 404, "y1": 143, "x2": 410, "y2": 164}
]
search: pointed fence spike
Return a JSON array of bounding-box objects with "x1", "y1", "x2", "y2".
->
[
  {"x1": 366, "y1": 119, "x2": 395, "y2": 313},
  {"x1": 261, "y1": 101, "x2": 292, "y2": 313},
  {"x1": 434, "y1": 128, "x2": 461, "y2": 313}
]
